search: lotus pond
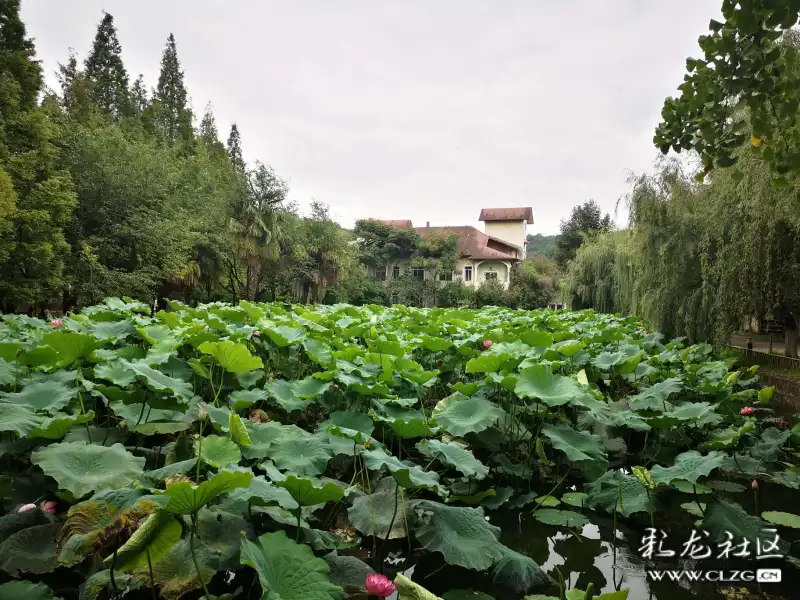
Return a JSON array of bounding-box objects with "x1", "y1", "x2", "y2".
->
[{"x1": 0, "y1": 299, "x2": 798, "y2": 600}]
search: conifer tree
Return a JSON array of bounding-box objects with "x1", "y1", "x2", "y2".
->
[
  {"x1": 199, "y1": 103, "x2": 226, "y2": 156},
  {"x1": 227, "y1": 123, "x2": 245, "y2": 173},
  {"x1": 0, "y1": 0, "x2": 76, "y2": 310},
  {"x1": 153, "y1": 33, "x2": 193, "y2": 144},
  {"x1": 84, "y1": 12, "x2": 130, "y2": 118}
]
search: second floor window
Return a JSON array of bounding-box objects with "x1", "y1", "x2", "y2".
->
[
  {"x1": 392, "y1": 265, "x2": 400, "y2": 279},
  {"x1": 464, "y1": 266, "x2": 473, "y2": 282},
  {"x1": 412, "y1": 267, "x2": 425, "y2": 281},
  {"x1": 439, "y1": 271, "x2": 453, "y2": 281}
]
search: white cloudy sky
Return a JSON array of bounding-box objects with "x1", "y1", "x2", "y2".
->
[{"x1": 22, "y1": 1, "x2": 720, "y2": 234}]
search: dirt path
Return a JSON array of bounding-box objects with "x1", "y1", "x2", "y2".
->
[{"x1": 730, "y1": 333, "x2": 785, "y2": 355}]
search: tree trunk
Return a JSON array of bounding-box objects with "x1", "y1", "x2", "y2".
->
[{"x1": 785, "y1": 313, "x2": 798, "y2": 358}]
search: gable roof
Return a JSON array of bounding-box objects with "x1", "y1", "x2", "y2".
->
[
  {"x1": 415, "y1": 225, "x2": 520, "y2": 261},
  {"x1": 375, "y1": 219, "x2": 413, "y2": 228},
  {"x1": 478, "y1": 207, "x2": 534, "y2": 224}
]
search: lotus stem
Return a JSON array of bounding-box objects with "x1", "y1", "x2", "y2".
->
[
  {"x1": 378, "y1": 482, "x2": 400, "y2": 573},
  {"x1": 190, "y1": 516, "x2": 210, "y2": 598},
  {"x1": 147, "y1": 548, "x2": 157, "y2": 600},
  {"x1": 645, "y1": 488, "x2": 654, "y2": 527},
  {"x1": 109, "y1": 548, "x2": 118, "y2": 596},
  {"x1": 692, "y1": 484, "x2": 705, "y2": 517}
]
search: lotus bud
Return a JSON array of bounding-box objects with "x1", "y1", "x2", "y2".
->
[
  {"x1": 365, "y1": 573, "x2": 395, "y2": 597},
  {"x1": 483, "y1": 339, "x2": 492, "y2": 349},
  {"x1": 40, "y1": 500, "x2": 57, "y2": 514},
  {"x1": 50, "y1": 318, "x2": 63, "y2": 329},
  {"x1": 18, "y1": 503, "x2": 36, "y2": 513},
  {"x1": 253, "y1": 331, "x2": 260, "y2": 337},
  {"x1": 751, "y1": 480, "x2": 758, "y2": 489},
  {"x1": 199, "y1": 406, "x2": 207, "y2": 420},
  {"x1": 740, "y1": 406, "x2": 755, "y2": 416}
]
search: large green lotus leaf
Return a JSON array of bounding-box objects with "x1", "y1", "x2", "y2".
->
[
  {"x1": 321, "y1": 411, "x2": 374, "y2": 439},
  {"x1": 560, "y1": 492, "x2": 589, "y2": 508},
  {"x1": 119, "y1": 359, "x2": 194, "y2": 402},
  {"x1": 108, "y1": 511, "x2": 181, "y2": 572},
  {"x1": 140, "y1": 459, "x2": 198, "y2": 485},
  {"x1": 0, "y1": 380, "x2": 77, "y2": 414},
  {"x1": 324, "y1": 553, "x2": 374, "y2": 592},
  {"x1": 240, "y1": 530, "x2": 345, "y2": 600},
  {"x1": 32, "y1": 442, "x2": 145, "y2": 498},
  {"x1": 267, "y1": 432, "x2": 332, "y2": 476},
  {"x1": 337, "y1": 371, "x2": 391, "y2": 396},
  {"x1": 491, "y1": 545, "x2": 553, "y2": 593},
  {"x1": 542, "y1": 423, "x2": 607, "y2": 479},
  {"x1": 416, "y1": 439, "x2": 489, "y2": 480},
  {"x1": 481, "y1": 486, "x2": 514, "y2": 510},
  {"x1": 585, "y1": 471, "x2": 650, "y2": 517},
  {"x1": 395, "y1": 574, "x2": 444, "y2": 600},
  {"x1": 363, "y1": 447, "x2": 444, "y2": 494},
  {"x1": 650, "y1": 450, "x2": 727, "y2": 486},
  {"x1": 749, "y1": 427, "x2": 791, "y2": 462},
  {"x1": 533, "y1": 509, "x2": 589, "y2": 528},
  {"x1": 700, "y1": 421, "x2": 756, "y2": 450},
  {"x1": 303, "y1": 338, "x2": 334, "y2": 367},
  {"x1": 627, "y1": 377, "x2": 683, "y2": 411},
  {"x1": 231, "y1": 475, "x2": 299, "y2": 510},
  {"x1": 0, "y1": 582, "x2": 63, "y2": 600},
  {"x1": 64, "y1": 425, "x2": 126, "y2": 447},
  {"x1": 419, "y1": 336, "x2": 454, "y2": 352},
  {"x1": 0, "y1": 403, "x2": 44, "y2": 437},
  {"x1": 412, "y1": 500, "x2": 504, "y2": 571},
  {"x1": 229, "y1": 412, "x2": 251, "y2": 446},
  {"x1": 371, "y1": 404, "x2": 432, "y2": 439},
  {"x1": 433, "y1": 394, "x2": 505, "y2": 437},
  {"x1": 465, "y1": 352, "x2": 513, "y2": 374},
  {"x1": 90, "y1": 319, "x2": 136, "y2": 342},
  {"x1": 159, "y1": 470, "x2": 253, "y2": 514},
  {"x1": 576, "y1": 397, "x2": 650, "y2": 432},
  {"x1": 230, "y1": 388, "x2": 268, "y2": 410},
  {"x1": 0, "y1": 358, "x2": 21, "y2": 385},
  {"x1": 29, "y1": 411, "x2": 95, "y2": 439},
  {"x1": 262, "y1": 325, "x2": 307, "y2": 347},
  {"x1": 762, "y1": 511, "x2": 800, "y2": 528},
  {"x1": 769, "y1": 469, "x2": 800, "y2": 489},
  {"x1": 519, "y1": 328, "x2": 553, "y2": 348},
  {"x1": 0, "y1": 522, "x2": 60, "y2": 575},
  {"x1": 242, "y1": 421, "x2": 297, "y2": 460},
  {"x1": 347, "y1": 476, "x2": 412, "y2": 539},
  {"x1": 648, "y1": 402, "x2": 722, "y2": 429},
  {"x1": 591, "y1": 351, "x2": 625, "y2": 371},
  {"x1": 110, "y1": 401, "x2": 191, "y2": 435},
  {"x1": 148, "y1": 537, "x2": 217, "y2": 600},
  {"x1": 39, "y1": 331, "x2": 100, "y2": 366},
  {"x1": 704, "y1": 500, "x2": 789, "y2": 554},
  {"x1": 79, "y1": 570, "x2": 147, "y2": 600},
  {"x1": 93, "y1": 362, "x2": 136, "y2": 387},
  {"x1": 515, "y1": 365, "x2": 588, "y2": 407},
  {"x1": 198, "y1": 339, "x2": 263, "y2": 373},
  {"x1": 195, "y1": 434, "x2": 242, "y2": 468},
  {"x1": 200, "y1": 402, "x2": 231, "y2": 432},
  {"x1": 276, "y1": 474, "x2": 345, "y2": 507}
]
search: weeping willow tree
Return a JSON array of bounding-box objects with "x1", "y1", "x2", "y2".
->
[{"x1": 568, "y1": 155, "x2": 800, "y2": 354}]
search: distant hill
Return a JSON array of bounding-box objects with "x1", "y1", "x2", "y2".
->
[{"x1": 525, "y1": 234, "x2": 557, "y2": 259}]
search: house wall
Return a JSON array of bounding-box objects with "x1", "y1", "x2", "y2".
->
[
  {"x1": 483, "y1": 221, "x2": 527, "y2": 257},
  {"x1": 382, "y1": 258, "x2": 513, "y2": 289}
]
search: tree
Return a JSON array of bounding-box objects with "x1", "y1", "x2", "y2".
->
[
  {"x1": 199, "y1": 103, "x2": 226, "y2": 157},
  {"x1": 84, "y1": 12, "x2": 130, "y2": 118},
  {"x1": 153, "y1": 33, "x2": 193, "y2": 144},
  {"x1": 554, "y1": 199, "x2": 612, "y2": 268},
  {"x1": 227, "y1": 123, "x2": 245, "y2": 174},
  {"x1": 525, "y1": 233, "x2": 557, "y2": 259},
  {"x1": 0, "y1": 0, "x2": 76, "y2": 311}
]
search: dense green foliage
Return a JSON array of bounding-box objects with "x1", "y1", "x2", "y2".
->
[
  {"x1": 0, "y1": 299, "x2": 795, "y2": 598},
  {"x1": 565, "y1": 152, "x2": 800, "y2": 355},
  {"x1": 554, "y1": 200, "x2": 612, "y2": 270},
  {"x1": 655, "y1": 0, "x2": 800, "y2": 184},
  {"x1": 525, "y1": 234, "x2": 557, "y2": 259}
]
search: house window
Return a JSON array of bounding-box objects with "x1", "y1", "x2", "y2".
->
[
  {"x1": 392, "y1": 265, "x2": 400, "y2": 279},
  {"x1": 439, "y1": 271, "x2": 453, "y2": 282},
  {"x1": 464, "y1": 266, "x2": 473, "y2": 282},
  {"x1": 390, "y1": 292, "x2": 400, "y2": 304},
  {"x1": 485, "y1": 271, "x2": 498, "y2": 281},
  {"x1": 412, "y1": 267, "x2": 425, "y2": 281}
]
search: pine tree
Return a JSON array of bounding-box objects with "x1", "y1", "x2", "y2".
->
[
  {"x1": 199, "y1": 103, "x2": 226, "y2": 156},
  {"x1": 227, "y1": 123, "x2": 245, "y2": 173},
  {"x1": 153, "y1": 33, "x2": 193, "y2": 144},
  {"x1": 131, "y1": 73, "x2": 148, "y2": 112},
  {"x1": 84, "y1": 11, "x2": 130, "y2": 118},
  {"x1": 0, "y1": 0, "x2": 76, "y2": 310}
]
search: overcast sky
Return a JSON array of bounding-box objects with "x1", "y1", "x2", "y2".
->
[{"x1": 22, "y1": 1, "x2": 720, "y2": 235}]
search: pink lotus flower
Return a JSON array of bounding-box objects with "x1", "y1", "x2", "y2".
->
[
  {"x1": 365, "y1": 573, "x2": 395, "y2": 597},
  {"x1": 40, "y1": 500, "x2": 57, "y2": 514},
  {"x1": 199, "y1": 406, "x2": 207, "y2": 419},
  {"x1": 250, "y1": 410, "x2": 262, "y2": 424},
  {"x1": 483, "y1": 339, "x2": 492, "y2": 349},
  {"x1": 50, "y1": 319, "x2": 63, "y2": 329},
  {"x1": 18, "y1": 503, "x2": 36, "y2": 513},
  {"x1": 740, "y1": 406, "x2": 755, "y2": 416}
]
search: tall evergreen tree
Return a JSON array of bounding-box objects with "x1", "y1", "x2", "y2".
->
[
  {"x1": 153, "y1": 33, "x2": 193, "y2": 144},
  {"x1": 84, "y1": 12, "x2": 130, "y2": 118},
  {"x1": 0, "y1": 0, "x2": 76, "y2": 310},
  {"x1": 199, "y1": 103, "x2": 226, "y2": 156},
  {"x1": 131, "y1": 73, "x2": 148, "y2": 112},
  {"x1": 227, "y1": 123, "x2": 245, "y2": 173}
]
